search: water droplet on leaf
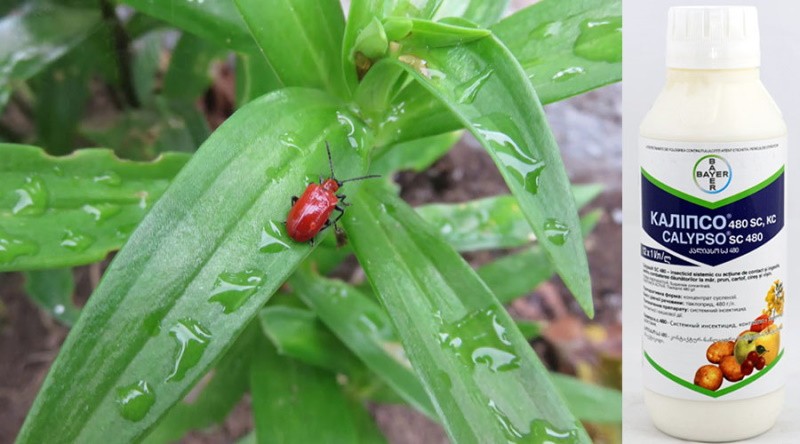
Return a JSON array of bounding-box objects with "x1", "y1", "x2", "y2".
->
[
  {"x1": 551, "y1": 67, "x2": 585, "y2": 82},
  {"x1": 279, "y1": 132, "x2": 303, "y2": 153},
  {"x1": 456, "y1": 68, "x2": 493, "y2": 104},
  {"x1": 116, "y1": 380, "x2": 155, "y2": 422},
  {"x1": 12, "y1": 176, "x2": 47, "y2": 216},
  {"x1": 529, "y1": 419, "x2": 581, "y2": 443},
  {"x1": 166, "y1": 319, "x2": 211, "y2": 382},
  {"x1": 93, "y1": 171, "x2": 122, "y2": 186},
  {"x1": 208, "y1": 270, "x2": 265, "y2": 313},
  {"x1": 82, "y1": 203, "x2": 122, "y2": 223},
  {"x1": 543, "y1": 219, "x2": 570, "y2": 246},
  {"x1": 475, "y1": 125, "x2": 545, "y2": 194},
  {"x1": 60, "y1": 229, "x2": 94, "y2": 252},
  {"x1": 439, "y1": 306, "x2": 520, "y2": 373},
  {"x1": 336, "y1": 112, "x2": 359, "y2": 150},
  {"x1": 259, "y1": 221, "x2": 290, "y2": 253},
  {"x1": 573, "y1": 16, "x2": 622, "y2": 63},
  {"x1": 0, "y1": 230, "x2": 38, "y2": 263},
  {"x1": 529, "y1": 21, "x2": 561, "y2": 40}
]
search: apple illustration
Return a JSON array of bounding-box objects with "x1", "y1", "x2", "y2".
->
[{"x1": 734, "y1": 327, "x2": 780, "y2": 365}]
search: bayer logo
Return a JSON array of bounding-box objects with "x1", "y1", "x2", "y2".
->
[{"x1": 693, "y1": 155, "x2": 732, "y2": 194}]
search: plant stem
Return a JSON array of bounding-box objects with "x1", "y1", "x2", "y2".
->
[{"x1": 100, "y1": 0, "x2": 140, "y2": 108}]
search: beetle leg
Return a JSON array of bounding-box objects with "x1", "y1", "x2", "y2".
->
[
  {"x1": 332, "y1": 206, "x2": 346, "y2": 224},
  {"x1": 291, "y1": 196, "x2": 299, "y2": 206},
  {"x1": 336, "y1": 195, "x2": 352, "y2": 207}
]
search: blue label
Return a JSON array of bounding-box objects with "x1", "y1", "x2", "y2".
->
[{"x1": 642, "y1": 173, "x2": 784, "y2": 267}]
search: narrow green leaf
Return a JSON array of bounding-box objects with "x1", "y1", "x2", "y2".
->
[
  {"x1": 81, "y1": 97, "x2": 205, "y2": 159},
  {"x1": 384, "y1": 30, "x2": 594, "y2": 316},
  {"x1": 263, "y1": 287, "x2": 614, "y2": 425},
  {"x1": 434, "y1": 0, "x2": 510, "y2": 27},
  {"x1": 31, "y1": 52, "x2": 91, "y2": 155},
  {"x1": 250, "y1": 336, "x2": 386, "y2": 444},
  {"x1": 235, "y1": 53, "x2": 284, "y2": 107},
  {"x1": 550, "y1": 374, "x2": 622, "y2": 424},
  {"x1": 344, "y1": 182, "x2": 589, "y2": 443},
  {"x1": 259, "y1": 305, "x2": 364, "y2": 374},
  {"x1": 0, "y1": 2, "x2": 101, "y2": 110},
  {"x1": 142, "y1": 324, "x2": 259, "y2": 444},
  {"x1": 416, "y1": 185, "x2": 601, "y2": 252},
  {"x1": 0, "y1": 145, "x2": 188, "y2": 271},
  {"x1": 291, "y1": 272, "x2": 437, "y2": 419},
  {"x1": 259, "y1": 305, "x2": 404, "y2": 404},
  {"x1": 379, "y1": 0, "x2": 621, "y2": 146},
  {"x1": 393, "y1": 17, "x2": 491, "y2": 47},
  {"x1": 163, "y1": 33, "x2": 225, "y2": 101},
  {"x1": 121, "y1": 0, "x2": 257, "y2": 53},
  {"x1": 371, "y1": 131, "x2": 461, "y2": 175},
  {"x1": 16, "y1": 89, "x2": 370, "y2": 443},
  {"x1": 515, "y1": 320, "x2": 541, "y2": 341},
  {"x1": 234, "y1": 0, "x2": 349, "y2": 98},
  {"x1": 492, "y1": 0, "x2": 621, "y2": 103},
  {"x1": 478, "y1": 209, "x2": 602, "y2": 304},
  {"x1": 353, "y1": 17, "x2": 389, "y2": 59},
  {"x1": 341, "y1": 0, "x2": 386, "y2": 90},
  {"x1": 132, "y1": 31, "x2": 166, "y2": 105},
  {"x1": 23, "y1": 268, "x2": 80, "y2": 326},
  {"x1": 388, "y1": 0, "x2": 444, "y2": 19}
]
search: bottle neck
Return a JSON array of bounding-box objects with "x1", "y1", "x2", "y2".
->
[{"x1": 665, "y1": 67, "x2": 761, "y2": 83}]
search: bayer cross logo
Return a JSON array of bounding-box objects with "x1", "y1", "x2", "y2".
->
[{"x1": 693, "y1": 155, "x2": 732, "y2": 194}]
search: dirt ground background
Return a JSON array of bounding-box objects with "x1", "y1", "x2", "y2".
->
[{"x1": 0, "y1": 0, "x2": 621, "y2": 441}]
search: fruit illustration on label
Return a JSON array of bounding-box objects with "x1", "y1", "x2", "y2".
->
[
  {"x1": 694, "y1": 365, "x2": 723, "y2": 391},
  {"x1": 694, "y1": 280, "x2": 784, "y2": 391}
]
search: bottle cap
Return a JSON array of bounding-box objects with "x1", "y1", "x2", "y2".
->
[{"x1": 667, "y1": 6, "x2": 760, "y2": 69}]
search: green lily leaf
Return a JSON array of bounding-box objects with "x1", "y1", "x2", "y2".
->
[
  {"x1": 550, "y1": 374, "x2": 622, "y2": 424},
  {"x1": 378, "y1": 0, "x2": 620, "y2": 146},
  {"x1": 81, "y1": 100, "x2": 201, "y2": 160},
  {"x1": 250, "y1": 335, "x2": 386, "y2": 444},
  {"x1": 259, "y1": 305, "x2": 366, "y2": 375},
  {"x1": 493, "y1": 0, "x2": 622, "y2": 103},
  {"x1": 342, "y1": 0, "x2": 385, "y2": 89},
  {"x1": 235, "y1": 53, "x2": 284, "y2": 107},
  {"x1": 163, "y1": 33, "x2": 225, "y2": 102},
  {"x1": 478, "y1": 209, "x2": 602, "y2": 304},
  {"x1": 234, "y1": 0, "x2": 349, "y2": 98},
  {"x1": 31, "y1": 51, "x2": 91, "y2": 155},
  {"x1": 131, "y1": 30, "x2": 167, "y2": 106},
  {"x1": 344, "y1": 182, "x2": 590, "y2": 443},
  {"x1": 142, "y1": 323, "x2": 259, "y2": 444},
  {"x1": 23, "y1": 268, "x2": 80, "y2": 326},
  {"x1": 121, "y1": 0, "x2": 257, "y2": 53},
  {"x1": 389, "y1": 17, "x2": 490, "y2": 47},
  {"x1": 383, "y1": 29, "x2": 593, "y2": 315},
  {"x1": 388, "y1": 0, "x2": 444, "y2": 19},
  {"x1": 265, "y1": 277, "x2": 616, "y2": 425},
  {"x1": 416, "y1": 185, "x2": 602, "y2": 252},
  {"x1": 291, "y1": 271, "x2": 437, "y2": 419},
  {"x1": 0, "y1": 145, "x2": 188, "y2": 271},
  {"x1": 433, "y1": 0, "x2": 510, "y2": 27},
  {"x1": 371, "y1": 131, "x2": 462, "y2": 175},
  {"x1": 16, "y1": 89, "x2": 370, "y2": 443},
  {"x1": 259, "y1": 305, "x2": 403, "y2": 404},
  {"x1": 0, "y1": 2, "x2": 101, "y2": 111}
]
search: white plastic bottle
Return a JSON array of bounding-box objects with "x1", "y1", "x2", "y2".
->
[{"x1": 639, "y1": 6, "x2": 786, "y2": 441}]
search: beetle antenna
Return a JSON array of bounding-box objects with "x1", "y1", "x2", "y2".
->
[
  {"x1": 326, "y1": 141, "x2": 336, "y2": 179},
  {"x1": 339, "y1": 174, "x2": 382, "y2": 184}
]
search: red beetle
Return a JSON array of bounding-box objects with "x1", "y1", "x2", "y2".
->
[{"x1": 286, "y1": 142, "x2": 379, "y2": 243}]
